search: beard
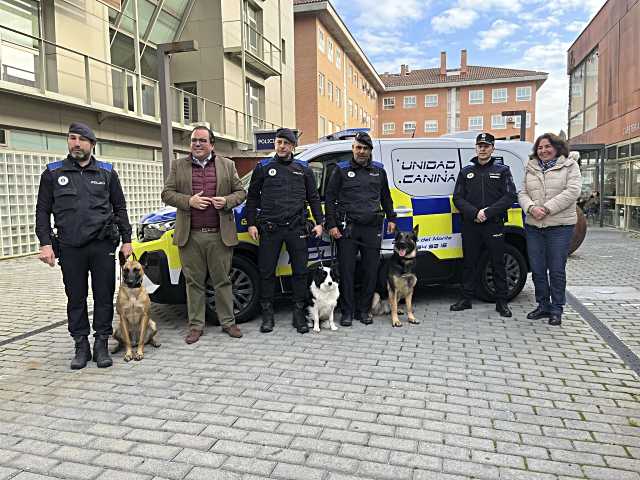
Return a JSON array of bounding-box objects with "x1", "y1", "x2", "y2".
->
[
  {"x1": 353, "y1": 155, "x2": 369, "y2": 166},
  {"x1": 70, "y1": 149, "x2": 90, "y2": 161}
]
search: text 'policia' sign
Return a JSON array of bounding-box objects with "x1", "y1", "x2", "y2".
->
[
  {"x1": 254, "y1": 129, "x2": 299, "y2": 151},
  {"x1": 97, "y1": 0, "x2": 121, "y2": 11}
]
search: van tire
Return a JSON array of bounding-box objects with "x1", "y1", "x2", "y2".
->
[
  {"x1": 205, "y1": 255, "x2": 260, "y2": 325},
  {"x1": 476, "y1": 243, "x2": 527, "y2": 301}
]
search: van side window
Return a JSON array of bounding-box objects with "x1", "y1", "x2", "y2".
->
[
  {"x1": 308, "y1": 151, "x2": 352, "y2": 198},
  {"x1": 391, "y1": 148, "x2": 460, "y2": 197}
]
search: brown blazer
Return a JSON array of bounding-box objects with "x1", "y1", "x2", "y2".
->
[{"x1": 161, "y1": 154, "x2": 247, "y2": 247}]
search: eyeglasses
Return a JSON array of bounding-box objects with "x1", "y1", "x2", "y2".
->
[{"x1": 191, "y1": 138, "x2": 209, "y2": 144}]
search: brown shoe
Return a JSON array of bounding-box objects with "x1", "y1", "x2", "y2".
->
[
  {"x1": 185, "y1": 329, "x2": 202, "y2": 344},
  {"x1": 222, "y1": 325, "x2": 243, "y2": 338}
]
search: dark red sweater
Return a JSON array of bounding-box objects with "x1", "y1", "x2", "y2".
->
[{"x1": 190, "y1": 160, "x2": 219, "y2": 229}]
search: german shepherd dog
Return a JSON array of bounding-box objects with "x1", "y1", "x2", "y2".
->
[
  {"x1": 113, "y1": 252, "x2": 160, "y2": 361},
  {"x1": 371, "y1": 225, "x2": 420, "y2": 327}
]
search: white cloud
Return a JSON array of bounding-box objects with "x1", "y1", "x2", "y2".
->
[
  {"x1": 508, "y1": 40, "x2": 572, "y2": 137},
  {"x1": 334, "y1": 0, "x2": 433, "y2": 30},
  {"x1": 477, "y1": 20, "x2": 519, "y2": 50},
  {"x1": 457, "y1": 0, "x2": 522, "y2": 12},
  {"x1": 566, "y1": 20, "x2": 587, "y2": 32},
  {"x1": 431, "y1": 8, "x2": 478, "y2": 33}
]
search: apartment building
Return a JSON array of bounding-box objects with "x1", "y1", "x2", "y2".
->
[
  {"x1": 567, "y1": 0, "x2": 640, "y2": 232},
  {"x1": 293, "y1": 0, "x2": 383, "y2": 143},
  {"x1": 0, "y1": 0, "x2": 294, "y2": 258},
  {"x1": 378, "y1": 51, "x2": 547, "y2": 141}
]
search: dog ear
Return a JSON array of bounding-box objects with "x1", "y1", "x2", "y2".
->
[
  {"x1": 139, "y1": 253, "x2": 149, "y2": 269},
  {"x1": 118, "y1": 250, "x2": 126, "y2": 267},
  {"x1": 413, "y1": 224, "x2": 420, "y2": 238},
  {"x1": 330, "y1": 263, "x2": 340, "y2": 280}
]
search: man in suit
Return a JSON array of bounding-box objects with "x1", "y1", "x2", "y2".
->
[{"x1": 162, "y1": 126, "x2": 247, "y2": 344}]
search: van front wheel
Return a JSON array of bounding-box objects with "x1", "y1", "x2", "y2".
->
[
  {"x1": 205, "y1": 255, "x2": 260, "y2": 325},
  {"x1": 476, "y1": 243, "x2": 527, "y2": 301}
]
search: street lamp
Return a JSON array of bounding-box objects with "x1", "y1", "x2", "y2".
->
[
  {"x1": 502, "y1": 109, "x2": 526, "y2": 142},
  {"x1": 157, "y1": 40, "x2": 199, "y2": 181}
]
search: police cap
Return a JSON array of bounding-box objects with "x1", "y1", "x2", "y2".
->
[
  {"x1": 475, "y1": 132, "x2": 495, "y2": 145},
  {"x1": 275, "y1": 127, "x2": 297, "y2": 144},
  {"x1": 68, "y1": 122, "x2": 97, "y2": 143},
  {"x1": 354, "y1": 131, "x2": 373, "y2": 149}
]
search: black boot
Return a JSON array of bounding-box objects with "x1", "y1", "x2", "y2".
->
[
  {"x1": 496, "y1": 301, "x2": 512, "y2": 318},
  {"x1": 450, "y1": 299, "x2": 472, "y2": 311},
  {"x1": 340, "y1": 312, "x2": 353, "y2": 327},
  {"x1": 548, "y1": 314, "x2": 562, "y2": 326},
  {"x1": 527, "y1": 306, "x2": 550, "y2": 320},
  {"x1": 93, "y1": 335, "x2": 113, "y2": 368},
  {"x1": 293, "y1": 302, "x2": 309, "y2": 334},
  {"x1": 70, "y1": 336, "x2": 92, "y2": 370},
  {"x1": 260, "y1": 302, "x2": 275, "y2": 333}
]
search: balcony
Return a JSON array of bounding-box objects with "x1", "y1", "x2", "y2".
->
[
  {"x1": 0, "y1": 26, "x2": 279, "y2": 146},
  {"x1": 223, "y1": 20, "x2": 281, "y2": 78}
]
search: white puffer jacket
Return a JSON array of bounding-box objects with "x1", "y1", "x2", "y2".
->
[{"x1": 518, "y1": 152, "x2": 582, "y2": 228}]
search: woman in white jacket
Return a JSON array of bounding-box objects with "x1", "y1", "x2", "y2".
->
[{"x1": 518, "y1": 133, "x2": 582, "y2": 326}]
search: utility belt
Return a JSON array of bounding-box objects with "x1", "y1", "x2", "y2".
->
[
  {"x1": 338, "y1": 210, "x2": 385, "y2": 229},
  {"x1": 258, "y1": 213, "x2": 305, "y2": 234},
  {"x1": 97, "y1": 217, "x2": 120, "y2": 246}
]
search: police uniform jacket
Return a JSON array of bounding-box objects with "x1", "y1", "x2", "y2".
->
[
  {"x1": 453, "y1": 156, "x2": 517, "y2": 224},
  {"x1": 245, "y1": 154, "x2": 324, "y2": 227},
  {"x1": 35, "y1": 156, "x2": 132, "y2": 247},
  {"x1": 324, "y1": 157, "x2": 396, "y2": 229}
]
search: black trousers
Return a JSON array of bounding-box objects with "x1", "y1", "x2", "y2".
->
[
  {"x1": 461, "y1": 222, "x2": 508, "y2": 300},
  {"x1": 59, "y1": 238, "x2": 117, "y2": 337},
  {"x1": 259, "y1": 226, "x2": 308, "y2": 304},
  {"x1": 337, "y1": 224, "x2": 382, "y2": 316}
]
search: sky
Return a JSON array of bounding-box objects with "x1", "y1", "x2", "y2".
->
[{"x1": 330, "y1": 0, "x2": 607, "y2": 137}]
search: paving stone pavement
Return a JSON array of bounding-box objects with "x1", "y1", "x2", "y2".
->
[
  {"x1": 1, "y1": 227, "x2": 640, "y2": 479},
  {"x1": 567, "y1": 227, "x2": 640, "y2": 358}
]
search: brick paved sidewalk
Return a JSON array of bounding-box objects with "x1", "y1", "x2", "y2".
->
[{"x1": 1, "y1": 227, "x2": 640, "y2": 479}]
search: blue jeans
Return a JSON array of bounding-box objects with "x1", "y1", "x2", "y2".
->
[{"x1": 525, "y1": 224, "x2": 575, "y2": 315}]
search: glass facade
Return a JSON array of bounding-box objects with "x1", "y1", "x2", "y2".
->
[{"x1": 569, "y1": 49, "x2": 598, "y2": 139}]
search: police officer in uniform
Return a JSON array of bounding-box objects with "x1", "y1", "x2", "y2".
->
[
  {"x1": 325, "y1": 131, "x2": 396, "y2": 326},
  {"x1": 450, "y1": 132, "x2": 516, "y2": 317},
  {"x1": 246, "y1": 128, "x2": 323, "y2": 334},
  {"x1": 36, "y1": 123, "x2": 132, "y2": 369}
]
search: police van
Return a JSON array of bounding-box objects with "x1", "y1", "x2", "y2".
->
[{"x1": 133, "y1": 130, "x2": 536, "y2": 323}]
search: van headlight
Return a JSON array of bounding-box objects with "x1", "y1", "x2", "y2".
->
[{"x1": 138, "y1": 220, "x2": 175, "y2": 242}]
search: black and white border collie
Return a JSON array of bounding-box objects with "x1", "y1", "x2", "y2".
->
[{"x1": 308, "y1": 265, "x2": 340, "y2": 332}]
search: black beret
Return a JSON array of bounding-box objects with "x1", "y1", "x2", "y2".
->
[
  {"x1": 275, "y1": 127, "x2": 297, "y2": 144},
  {"x1": 475, "y1": 132, "x2": 495, "y2": 145},
  {"x1": 68, "y1": 122, "x2": 97, "y2": 143},
  {"x1": 354, "y1": 131, "x2": 373, "y2": 149}
]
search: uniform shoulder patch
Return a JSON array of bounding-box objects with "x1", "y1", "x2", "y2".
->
[
  {"x1": 293, "y1": 159, "x2": 308, "y2": 168},
  {"x1": 371, "y1": 161, "x2": 384, "y2": 170},
  {"x1": 337, "y1": 160, "x2": 351, "y2": 169},
  {"x1": 46, "y1": 160, "x2": 64, "y2": 171},
  {"x1": 96, "y1": 161, "x2": 113, "y2": 171},
  {"x1": 258, "y1": 157, "x2": 274, "y2": 167}
]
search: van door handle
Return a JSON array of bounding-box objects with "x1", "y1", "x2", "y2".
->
[{"x1": 394, "y1": 207, "x2": 413, "y2": 216}]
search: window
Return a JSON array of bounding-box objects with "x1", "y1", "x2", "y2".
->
[
  {"x1": 318, "y1": 73, "x2": 324, "y2": 96},
  {"x1": 383, "y1": 97, "x2": 395, "y2": 110},
  {"x1": 318, "y1": 28, "x2": 325, "y2": 52},
  {"x1": 382, "y1": 123, "x2": 395, "y2": 135},
  {"x1": 569, "y1": 49, "x2": 598, "y2": 138},
  {"x1": 403, "y1": 121, "x2": 417, "y2": 134},
  {"x1": 327, "y1": 38, "x2": 334, "y2": 62},
  {"x1": 513, "y1": 113, "x2": 532, "y2": 128},
  {"x1": 468, "y1": 116, "x2": 483, "y2": 130},
  {"x1": 424, "y1": 120, "x2": 438, "y2": 133},
  {"x1": 424, "y1": 94, "x2": 438, "y2": 108},
  {"x1": 335, "y1": 48, "x2": 342, "y2": 70},
  {"x1": 469, "y1": 90, "x2": 484, "y2": 104},
  {"x1": 318, "y1": 115, "x2": 326, "y2": 136},
  {"x1": 327, "y1": 80, "x2": 333, "y2": 101},
  {"x1": 353, "y1": 72, "x2": 357, "y2": 86},
  {"x1": 492, "y1": 88, "x2": 507, "y2": 103},
  {"x1": 327, "y1": 120, "x2": 333, "y2": 134},
  {"x1": 403, "y1": 96, "x2": 417, "y2": 109},
  {"x1": 348, "y1": 99, "x2": 353, "y2": 117},
  {"x1": 516, "y1": 86, "x2": 532, "y2": 101},
  {"x1": 281, "y1": 38, "x2": 286, "y2": 64},
  {"x1": 246, "y1": 80, "x2": 264, "y2": 128},
  {"x1": 336, "y1": 87, "x2": 341, "y2": 107},
  {"x1": 492, "y1": 114, "x2": 506, "y2": 129}
]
